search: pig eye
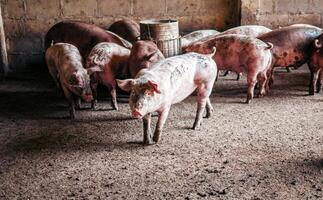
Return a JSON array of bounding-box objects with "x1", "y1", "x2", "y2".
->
[{"x1": 144, "y1": 90, "x2": 154, "y2": 96}]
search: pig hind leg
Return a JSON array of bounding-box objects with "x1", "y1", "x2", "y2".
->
[
  {"x1": 152, "y1": 106, "x2": 171, "y2": 143},
  {"x1": 205, "y1": 98, "x2": 214, "y2": 118},
  {"x1": 193, "y1": 81, "x2": 214, "y2": 129},
  {"x1": 143, "y1": 113, "x2": 153, "y2": 145},
  {"x1": 308, "y1": 63, "x2": 319, "y2": 95},
  {"x1": 256, "y1": 72, "x2": 267, "y2": 98},
  {"x1": 246, "y1": 72, "x2": 257, "y2": 104},
  {"x1": 316, "y1": 69, "x2": 322, "y2": 93}
]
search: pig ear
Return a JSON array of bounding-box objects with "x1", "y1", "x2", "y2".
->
[
  {"x1": 117, "y1": 79, "x2": 134, "y2": 92},
  {"x1": 144, "y1": 51, "x2": 158, "y2": 61},
  {"x1": 87, "y1": 66, "x2": 103, "y2": 75},
  {"x1": 147, "y1": 80, "x2": 161, "y2": 94}
]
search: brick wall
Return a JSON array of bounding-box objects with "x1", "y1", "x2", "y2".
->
[
  {"x1": 0, "y1": 0, "x2": 240, "y2": 72},
  {"x1": 241, "y1": 0, "x2": 323, "y2": 28}
]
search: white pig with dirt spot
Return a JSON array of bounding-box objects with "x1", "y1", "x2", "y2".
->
[
  {"x1": 46, "y1": 43, "x2": 102, "y2": 119},
  {"x1": 117, "y1": 48, "x2": 217, "y2": 145}
]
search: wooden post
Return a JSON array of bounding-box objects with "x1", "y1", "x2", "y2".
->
[{"x1": 0, "y1": 3, "x2": 9, "y2": 75}]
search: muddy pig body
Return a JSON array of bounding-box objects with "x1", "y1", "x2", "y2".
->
[
  {"x1": 181, "y1": 30, "x2": 220, "y2": 50},
  {"x1": 308, "y1": 34, "x2": 323, "y2": 94},
  {"x1": 45, "y1": 21, "x2": 132, "y2": 60},
  {"x1": 86, "y1": 42, "x2": 131, "y2": 110},
  {"x1": 117, "y1": 49, "x2": 217, "y2": 145},
  {"x1": 184, "y1": 34, "x2": 273, "y2": 103},
  {"x1": 127, "y1": 40, "x2": 165, "y2": 78},
  {"x1": 218, "y1": 25, "x2": 272, "y2": 80},
  {"x1": 46, "y1": 43, "x2": 102, "y2": 119},
  {"x1": 257, "y1": 25, "x2": 322, "y2": 86},
  {"x1": 108, "y1": 19, "x2": 140, "y2": 44}
]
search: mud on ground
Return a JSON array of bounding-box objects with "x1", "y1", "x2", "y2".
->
[{"x1": 0, "y1": 66, "x2": 322, "y2": 199}]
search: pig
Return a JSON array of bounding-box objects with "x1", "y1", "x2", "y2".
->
[
  {"x1": 117, "y1": 48, "x2": 217, "y2": 145},
  {"x1": 181, "y1": 30, "x2": 220, "y2": 50},
  {"x1": 86, "y1": 42, "x2": 131, "y2": 110},
  {"x1": 127, "y1": 40, "x2": 165, "y2": 78},
  {"x1": 257, "y1": 24, "x2": 322, "y2": 87},
  {"x1": 108, "y1": 19, "x2": 140, "y2": 44},
  {"x1": 184, "y1": 34, "x2": 274, "y2": 103},
  {"x1": 215, "y1": 25, "x2": 272, "y2": 80},
  {"x1": 308, "y1": 34, "x2": 323, "y2": 94},
  {"x1": 45, "y1": 21, "x2": 132, "y2": 61},
  {"x1": 46, "y1": 43, "x2": 102, "y2": 119}
]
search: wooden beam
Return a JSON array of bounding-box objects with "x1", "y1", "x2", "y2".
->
[{"x1": 0, "y1": 3, "x2": 9, "y2": 75}]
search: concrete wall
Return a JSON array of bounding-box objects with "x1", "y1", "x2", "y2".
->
[
  {"x1": 0, "y1": 0, "x2": 240, "y2": 72},
  {"x1": 241, "y1": 0, "x2": 323, "y2": 28}
]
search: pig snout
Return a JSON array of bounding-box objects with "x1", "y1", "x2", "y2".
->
[
  {"x1": 132, "y1": 109, "x2": 143, "y2": 119},
  {"x1": 82, "y1": 93, "x2": 94, "y2": 102}
]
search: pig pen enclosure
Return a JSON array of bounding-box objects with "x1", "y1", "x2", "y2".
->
[{"x1": 0, "y1": 0, "x2": 323, "y2": 199}]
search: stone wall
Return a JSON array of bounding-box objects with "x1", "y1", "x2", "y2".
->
[
  {"x1": 0, "y1": 0, "x2": 240, "y2": 72},
  {"x1": 241, "y1": 0, "x2": 323, "y2": 28}
]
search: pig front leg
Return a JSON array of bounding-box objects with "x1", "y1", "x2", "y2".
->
[
  {"x1": 152, "y1": 106, "x2": 171, "y2": 143},
  {"x1": 143, "y1": 113, "x2": 153, "y2": 145},
  {"x1": 236, "y1": 73, "x2": 242, "y2": 81},
  {"x1": 110, "y1": 86, "x2": 118, "y2": 110},
  {"x1": 91, "y1": 81, "x2": 98, "y2": 110},
  {"x1": 75, "y1": 96, "x2": 81, "y2": 110},
  {"x1": 246, "y1": 73, "x2": 257, "y2": 104},
  {"x1": 109, "y1": 81, "x2": 118, "y2": 110},
  {"x1": 62, "y1": 86, "x2": 76, "y2": 119}
]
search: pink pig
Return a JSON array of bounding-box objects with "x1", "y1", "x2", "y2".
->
[
  {"x1": 117, "y1": 48, "x2": 217, "y2": 145},
  {"x1": 86, "y1": 42, "x2": 131, "y2": 110},
  {"x1": 46, "y1": 43, "x2": 102, "y2": 119}
]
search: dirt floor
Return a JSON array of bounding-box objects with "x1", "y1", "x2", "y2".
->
[{"x1": 0, "y1": 66, "x2": 322, "y2": 200}]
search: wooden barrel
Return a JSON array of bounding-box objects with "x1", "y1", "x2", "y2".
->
[{"x1": 140, "y1": 19, "x2": 181, "y2": 58}]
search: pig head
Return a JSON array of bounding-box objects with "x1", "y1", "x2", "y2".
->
[{"x1": 128, "y1": 40, "x2": 165, "y2": 78}]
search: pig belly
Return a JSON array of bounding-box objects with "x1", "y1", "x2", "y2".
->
[{"x1": 171, "y1": 81, "x2": 197, "y2": 104}]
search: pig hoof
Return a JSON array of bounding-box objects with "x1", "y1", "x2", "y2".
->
[
  {"x1": 143, "y1": 140, "x2": 154, "y2": 145},
  {"x1": 245, "y1": 99, "x2": 251, "y2": 104},
  {"x1": 152, "y1": 136, "x2": 160, "y2": 143},
  {"x1": 205, "y1": 109, "x2": 213, "y2": 118},
  {"x1": 192, "y1": 123, "x2": 201, "y2": 130},
  {"x1": 309, "y1": 91, "x2": 315, "y2": 95}
]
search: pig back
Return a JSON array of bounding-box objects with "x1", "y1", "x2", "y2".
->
[
  {"x1": 45, "y1": 21, "x2": 131, "y2": 60},
  {"x1": 188, "y1": 34, "x2": 271, "y2": 72},
  {"x1": 145, "y1": 53, "x2": 215, "y2": 104},
  {"x1": 257, "y1": 26, "x2": 322, "y2": 68},
  {"x1": 181, "y1": 30, "x2": 220, "y2": 49},
  {"x1": 46, "y1": 43, "x2": 84, "y2": 81}
]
